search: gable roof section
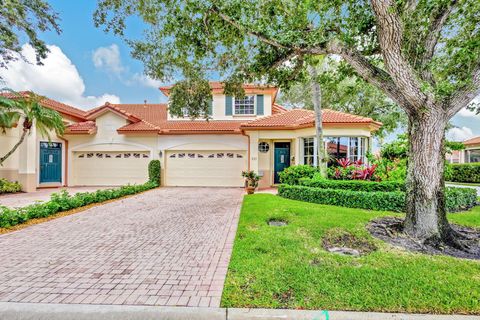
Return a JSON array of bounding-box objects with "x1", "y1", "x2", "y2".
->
[
  {"x1": 464, "y1": 136, "x2": 480, "y2": 146},
  {"x1": 272, "y1": 103, "x2": 287, "y2": 114},
  {"x1": 85, "y1": 103, "x2": 142, "y2": 123},
  {"x1": 241, "y1": 108, "x2": 382, "y2": 130},
  {"x1": 65, "y1": 121, "x2": 97, "y2": 134},
  {"x1": 0, "y1": 91, "x2": 87, "y2": 121}
]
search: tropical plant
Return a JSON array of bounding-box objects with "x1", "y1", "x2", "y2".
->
[
  {"x1": 95, "y1": 1, "x2": 480, "y2": 245},
  {"x1": 0, "y1": 91, "x2": 65, "y2": 165},
  {"x1": 242, "y1": 170, "x2": 260, "y2": 188}
]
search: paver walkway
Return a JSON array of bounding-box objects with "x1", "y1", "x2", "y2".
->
[
  {"x1": 0, "y1": 187, "x2": 109, "y2": 208},
  {"x1": 0, "y1": 187, "x2": 244, "y2": 307}
]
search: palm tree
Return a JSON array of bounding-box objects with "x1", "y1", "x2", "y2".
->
[{"x1": 0, "y1": 91, "x2": 65, "y2": 165}]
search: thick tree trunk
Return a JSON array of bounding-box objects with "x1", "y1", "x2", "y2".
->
[
  {"x1": 309, "y1": 65, "x2": 327, "y2": 178},
  {"x1": 403, "y1": 110, "x2": 452, "y2": 244}
]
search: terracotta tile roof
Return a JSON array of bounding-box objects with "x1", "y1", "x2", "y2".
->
[
  {"x1": 86, "y1": 103, "x2": 142, "y2": 123},
  {"x1": 65, "y1": 121, "x2": 97, "y2": 134},
  {"x1": 160, "y1": 121, "x2": 244, "y2": 134},
  {"x1": 464, "y1": 136, "x2": 480, "y2": 146},
  {"x1": 272, "y1": 103, "x2": 287, "y2": 114},
  {"x1": 241, "y1": 108, "x2": 382, "y2": 129},
  {"x1": 112, "y1": 103, "x2": 243, "y2": 134},
  {"x1": 0, "y1": 91, "x2": 87, "y2": 120}
]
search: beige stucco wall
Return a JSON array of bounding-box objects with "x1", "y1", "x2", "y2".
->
[{"x1": 168, "y1": 93, "x2": 273, "y2": 121}]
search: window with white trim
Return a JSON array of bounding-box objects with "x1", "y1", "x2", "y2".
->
[
  {"x1": 303, "y1": 137, "x2": 315, "y2": 166},
  {"x1": 234, "y1": 95, "x2": 255, "y2": 115}
]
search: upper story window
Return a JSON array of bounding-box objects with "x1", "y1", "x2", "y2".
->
[{"x1": 234, "y1": 95, "x2": 255, "y2": 115}]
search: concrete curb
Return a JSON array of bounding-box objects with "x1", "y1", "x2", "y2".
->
[{"x1": 0, "y1": 303, "x2": 478, "y2": 320}]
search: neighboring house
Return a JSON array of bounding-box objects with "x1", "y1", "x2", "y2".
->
[
  {"x1": 449, "y1": 136, "x2": 480, "y2": 164},
  {"x1": 0, "y1": 83, "x2": 381, "y2": 192}
]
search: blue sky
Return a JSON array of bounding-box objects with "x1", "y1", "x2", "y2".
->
[{"x1": 0, "y1": 1, "x2": 478, "y2": 141}]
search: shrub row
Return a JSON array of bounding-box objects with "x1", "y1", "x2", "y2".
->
[
  {"x1": 445, "y1": 163, "x2": 480, "y2": 183},
  {"x1": 299, "y1": 178, "x2": 406, "y2": 192},
  {"x1": 278, "y1": 165, "x2": 318, "y2": 185},
  {"x1": 0, "y1": 182, "x2": 157, "y2": 228},
  {"x1": 0, "y1": 178, "x2": 22, "y2": 194},
  {"x1": 278, "y1": 185, "x2": 477, "y2": 213}
]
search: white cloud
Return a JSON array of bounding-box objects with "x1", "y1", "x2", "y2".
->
[
  {"x1": 446, "y1": 126, "x2": 475, "y2": 142},
  {"x1": 0, "y1": 44, "x2": 120, "y2": 109},
  {"x1": 92, "y1": 44, "x2": 124, "y2": 75},
  {"x1": 131, "y1": 73, "x2": 162, "y2": 89}
]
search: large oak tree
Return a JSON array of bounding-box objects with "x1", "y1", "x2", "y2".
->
[{"x1": 95, "y1": 0, "x2": 480, "y2": 246}]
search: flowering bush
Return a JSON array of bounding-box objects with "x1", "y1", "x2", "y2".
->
[{"x1": 328, "y1": 158, "x2": 379, "y2": 181}]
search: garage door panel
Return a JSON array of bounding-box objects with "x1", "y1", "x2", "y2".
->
[
  {"x1": 73, "y1": 152, "x2": 149, "y2": 186},
  {"x1": 166, "y1": 151, "x2": 246, "y2": 187}
]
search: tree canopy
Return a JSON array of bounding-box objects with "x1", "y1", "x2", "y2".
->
[
  {"x1": 0, "y1": 0, "x2": 61, "y2": 70},
  {"x1": 95, "y1": 0, "x2": 479, "y2": 115}
]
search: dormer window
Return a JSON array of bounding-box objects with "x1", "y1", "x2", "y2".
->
[
  {"x1": 181, "y1": 107, "x2": 189, "y2": 117},
  {"x1": 234, "y1": 95, "x2": 255, "y2": 115}
]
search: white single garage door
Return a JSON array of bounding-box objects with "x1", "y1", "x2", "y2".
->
[
  {"x1": 166, "y1": 151, "x2": 247, "y2": 187},
  {"x1": 72, "y1": 151, "x2": 150, "y2": 186}
]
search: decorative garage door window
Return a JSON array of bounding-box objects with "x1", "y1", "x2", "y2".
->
[
  {"x1": 169, "y1": 152, "x2": 244, "y2": 159},
  {"x1": 76, "y1": 152, "x2": 150, "y2": 159}
]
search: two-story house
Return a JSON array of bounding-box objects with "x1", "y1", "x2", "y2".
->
[{"x1": 0, "y1": 82, "x2": 381, "y2": 191}]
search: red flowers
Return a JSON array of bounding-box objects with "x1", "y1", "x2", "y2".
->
[{"x1": 332, "y1": 158, "x2": 378, "y2": 181}]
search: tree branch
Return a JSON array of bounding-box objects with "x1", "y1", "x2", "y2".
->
[
  {"x1": 209, "y1": 6, "x2": 290, "y2": 50},
  {"x1": 419, "y1": 0, "x2": 457, "y2": 83},
  {"x1": 448, "y1": 66, "x2": 480, "y2": 118},
  {"x1": 323, "y1": 40, "x2": 416, "y2": 115},
  {"x1": 370, "y1": 0, "x2": 432, "y2": 110}
]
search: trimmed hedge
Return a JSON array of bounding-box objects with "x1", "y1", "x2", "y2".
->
[
  {"x1": 445, "y1": 163, "x2": 480, "y2": 183},
  {"x1": 148, "y1": 160, "x2": 161, "y2": 185},
  {"x1": 299, "y1": 178, "x2": 406, "y2": 192},
  {"x1": 0, "y1": 182, "x2": 157, "y2": 228},
  {"x1": 278, "y1": 184, "x2": 477, "y2": 213},
  {"x1": 0, "y1": 178, "x2": 22, "y2": 194}
]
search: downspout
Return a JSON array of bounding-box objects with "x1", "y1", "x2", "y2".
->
[
  {"x1": 241, "y1": 130, "x2": 250, "y2": 171},
  {"x1": 57, "y1": 135, "x2": 69, "y2": 187}
]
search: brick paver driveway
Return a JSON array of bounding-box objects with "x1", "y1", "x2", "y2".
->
[{"x1": 0, "y1": 187, "x2": 244, "y2": 307}]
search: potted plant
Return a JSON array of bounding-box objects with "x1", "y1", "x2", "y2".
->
[{"x1": 242, "y1": 170, "x2": 260, "y2": 194}]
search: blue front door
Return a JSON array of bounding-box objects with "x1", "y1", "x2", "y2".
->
[
  {"x1": 274, "y1": 142, "x2": 291, "y2": 184},
  {"x1": 40, "y1": 142, "x2": 62, "y2": 183}
]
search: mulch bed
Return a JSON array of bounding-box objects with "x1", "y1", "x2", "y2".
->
[{"x1": 368, "y1": 217, "x2": 480, "y2": 260}]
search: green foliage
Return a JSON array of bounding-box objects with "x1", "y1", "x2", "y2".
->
[
  {"x1": 445, "y1": 187, "x2": 478, "y2": 213},
  {"x1": 300, "y1": 178, "x2": 406, "y2": 192},
  {"x1": 169, "y1": 78, "x2": 213, "y2": 120},
  {"x1": 278, "y1": 185, "x2": 477, "y2": 213},
  {"x1": 278, "y1": 165, "x2": 318, "y2": 185},
  {"x1": 0, "y1": 178, "x2": 22, "y2": 194},
  {"x1": 279, "y1": 184, "x2": 406, "y2": 212},
  {"x1": 0, "y1": 182, "x2": 157, "y2": 228},
  {"x1": 367, "y1": 154, "x2": 407, "y2": 182},
  {"x1": 0, "y1": 1, "x2": 61, "y2": 70},
  {"x1": 445, "y1": 163, "x2": 480, "y2": 183},
  {"x1": 380, "y1": 134, "x2": 408, "y2": 160},
  {"x1": 148, "y1": 160, "x2": 161, "y2": 186}
]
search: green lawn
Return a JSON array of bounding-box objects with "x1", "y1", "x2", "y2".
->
[{"x1": 221, "y1": 194, "x2": 480, "y2": 314}]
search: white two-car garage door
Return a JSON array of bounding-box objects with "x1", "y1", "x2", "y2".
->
[
  {"x1": 72, "y1": 151, "x2": 150, "y2": 186},
  {"x1": 166, "y1": 150, "x2": 247, "y2": 187}
]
